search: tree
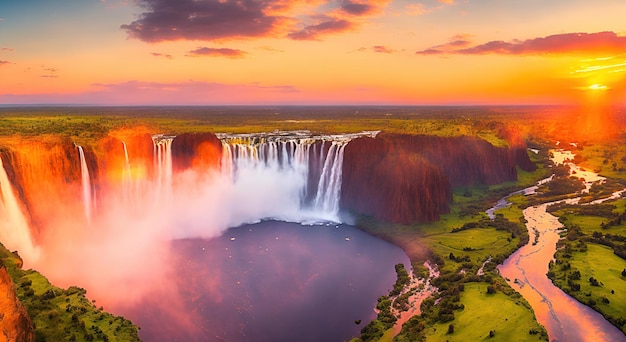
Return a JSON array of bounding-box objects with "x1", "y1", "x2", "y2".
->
[{"x1": 448, "y1": 324, "x2": 454, "y2": 334}]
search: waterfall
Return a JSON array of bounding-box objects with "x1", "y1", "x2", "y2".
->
[
  {"x1": 152, "y1": 135, "x2": 174, "y2": 199},
  {"x1": 121, "y1": 141, "x2": 132, "y2": 201},
  {"x1": 0, "y1": 157, "x2": 39, "y2": 264},
  {"x1": 218, "y1": 131, "x2": 377, "y2": 222},
  {"x1": 77, "y1": 145, "x2": 93, "y2": 223},
  {"x1": 313, "y1": 141, "x2": 347, "y2": 214}
]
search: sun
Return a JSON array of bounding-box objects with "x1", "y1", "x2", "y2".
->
[{"x1": 587, "y1": 83, "x2": 609, "y2": 91}]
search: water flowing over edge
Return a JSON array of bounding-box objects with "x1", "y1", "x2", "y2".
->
[{"x1": 0, "y1": 130, "x2": 380, "y2": 265}]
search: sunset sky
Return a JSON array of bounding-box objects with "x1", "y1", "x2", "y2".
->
[{"x1": 1, "y1": 0, "x2": 625, "y2": 105}]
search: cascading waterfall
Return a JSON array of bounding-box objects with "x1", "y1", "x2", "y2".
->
[
  {"x1": 0, "y1": 157, "x2": 39, "y2": 263},
  {"x1": 218, "y1": 131, "x2": 378, "y2": 222},
  {"x1": 121, "y1": 141, "x2": 132, "y2": 201},
  {"x1": 152, "y1": 135, "x2": 174, "y2": 199},
  {"x1": 313, "y1": 141, "x2": 348, "y2": 214},
  {"x1": 77, "y1": 145, "x2": 93, "y2": 223}
]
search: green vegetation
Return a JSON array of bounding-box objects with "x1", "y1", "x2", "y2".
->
[
  {"x1": 0, "y1": 244, "x2": 140, "y2": 342},
  {"x1": 0, "y1": 106, "x2": 514, "y2": 146},
  {"x1": 409, "y1": 284, "x2": 547, "y2": 341},
  {"x1": 569, "y1": 142, "x2": 626, "y2": 181},
  {"x1": 547, "y1": 200, "x2": 626, "y2": 334},
  {"x1": 356, "y1": 264, "x2": 410, "y2": 342}
]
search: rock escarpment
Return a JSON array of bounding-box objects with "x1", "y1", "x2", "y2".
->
[
  {"x1": 171, "y1": 133, "x2": 223, "y2": 172},
  {"x1": 0, "y1": 138, "x2": 82, "y2": 241},
  {"x1": 341, "y1": 133, "x2": 535, "y2": 224},
  {"x1": 0, "y1": 263, "x2": 35, "y2": 342}
]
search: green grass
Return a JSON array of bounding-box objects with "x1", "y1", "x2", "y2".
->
[
  {"x1": 569, "y1": 215, "x2": 626, "y2": 235},
  {"x1": 423, "y1": 283, "x2": 547, "y2": 341},
  {"x1": 0, "y1": 244, "x2": 140, "y2": 342},
  {"x1": 423, "y1": 229, "x2": 514, "y2": 273},
  {"x1": 550, "y1": 244, "x2": 626, "y2": 334},
  {"x1": 571, "y1": 244, "x2": 626, "y2": 316},
  {"x1": 573, "y1": 142, "x2": 626, "y2": 180}
]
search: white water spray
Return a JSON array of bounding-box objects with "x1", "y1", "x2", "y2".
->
[
  {"x1": 0, "y1": 157, "x2": 39, "y2": 264},
  {"x1": 218, "y1": 131, "x2": 378, "y2": 222},
  {"x1": 313, "y1": 142, "x2": 348, "y2": 214},
  {"x1": 77, "y1": 145, "x2": 93, "y2": 223},
  {"x1": 152, "y1": 135, "x2": 174, "y2": 199},
  {"x1": 121, "y1": 141, "x2": 132, "y2": 201}
]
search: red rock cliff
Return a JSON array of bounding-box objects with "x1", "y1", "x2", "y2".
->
[
  {"x1": 341, "y1": 133, "x2": 535, "y2": 224},
  {"x1": 171, "y1": 133, "x2": 223, "y2": 172},
  {"x1": 0, "y1": 138, "x2": 82, "y2": 240},
  {"x1": 0, "y1": 263, "x2": 35, "y2": 342}
]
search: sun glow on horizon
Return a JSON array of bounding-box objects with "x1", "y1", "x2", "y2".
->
[{"x1": 588, "y1": 83, "x2": 609, "y2": 91}]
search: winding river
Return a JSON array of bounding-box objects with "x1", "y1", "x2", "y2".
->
[{"x1": 496, "y1": 149, "x2": 626, "y2": 342}]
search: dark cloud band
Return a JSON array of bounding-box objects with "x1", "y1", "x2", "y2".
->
[{"x1": 121, "y1": 0, "x2": 390, "y2": 42}]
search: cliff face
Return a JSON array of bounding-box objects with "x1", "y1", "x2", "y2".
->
[
  {"x1": 341, "y1": 137, "x2": 451, "y2": 224},
  {"x1": 498, "y1": 126, "x2": 537, "y2": 173},
  {"x1": 0, "y1": 138, "x2": 82, "y2": 240},
  {"x1": 0, "y1": 264, "x2": 35, "y2": 342},
  {"x1": 341, "y1": 133, "x2": 535, "y2": 224},
  {"x1": 97, "y1": 132, "x2": 155, "y2": 185},
  {"x1": 171, "y1": 133, "x2": 223, "y2": 172}
]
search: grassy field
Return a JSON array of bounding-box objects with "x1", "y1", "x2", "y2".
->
[
  {"x1": 424, "y1": 283, "x2": 546, "y2": 341},
  {"x1": 568, "y1": 244, "x2": 626, "y2": 319},
  {"x1": 572, "y1": 142, "x2": 626, "y2": 181}
]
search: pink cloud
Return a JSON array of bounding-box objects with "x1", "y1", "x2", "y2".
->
[
  {"x1": 288, "y1": 19, "x2": 353, "y2": 40},
  {"x1": 340, "y1": 1, "x2": 377, "y2": 16},
  {"x1": 372, "y1": 45, "x2": 396, "y2": 53},
  {"x1": 151, "y1": 52, "x2": 174, "y2": 59},
  {"x1": 0, "y1": 60, "x2": 11, "y2": 66},
  {"x1": 417, "y1": 31, "x2": 626, "y2": 56},
  {"x1": 186, "y1": 47, "x2": 247, "y2": 58}
]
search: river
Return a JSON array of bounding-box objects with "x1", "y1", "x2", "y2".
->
[{"x1": 496, "y1": 148, "x2": 626, "y2": 342}]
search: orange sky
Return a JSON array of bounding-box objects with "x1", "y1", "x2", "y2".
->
[{"x1": 0, "y1": 0, "x2": 625, "y2": 105}]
